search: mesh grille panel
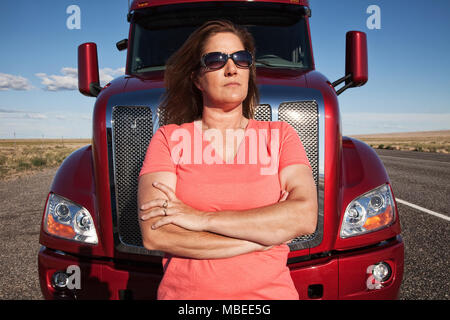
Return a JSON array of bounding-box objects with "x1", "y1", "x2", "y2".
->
[
  {"x1": 157, "y1": 106, "x2": 168, "y2": 127},
  {"x1": 254, "y1": 104, "x2": 271, "y2": 121},
  {"x1": 112, "y1": 106, "x2": 153, "y2": 247},
  {"x1": 278, "y1": 101, "x2": 319, "y2": 185},
  {"x1": 278, "y1": 101, "x2": 319, "y2": 243}
]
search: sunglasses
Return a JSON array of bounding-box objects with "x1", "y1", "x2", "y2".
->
[{"x1": 200, "y1": 50, "x2": 253, "y2": 70}]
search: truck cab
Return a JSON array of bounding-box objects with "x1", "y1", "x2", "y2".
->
[{"x1": 38, "y1": 0, "x2": 404, "y2": 300}]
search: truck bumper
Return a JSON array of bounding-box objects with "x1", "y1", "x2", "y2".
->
[
  {"x1": 38, "y1": 237, "x2": 404, "y2": 300},
  {"x1": 291, "y1": 237, "x2": 404, "y2": 299}
]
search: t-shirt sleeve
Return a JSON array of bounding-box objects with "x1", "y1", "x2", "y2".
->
[
  {"x1": 278, "y1": 122, "x2": 312, "y2": 173},
  {"x1": 139, "y1": 126, "x2": 176, "y2": 177}
]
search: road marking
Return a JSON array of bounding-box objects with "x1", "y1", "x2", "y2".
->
[{"x1": 396, "y1": 198, "x2": 450, "y2": 222}]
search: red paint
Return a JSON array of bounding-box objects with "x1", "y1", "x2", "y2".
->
[
  {"x1": 38, "y1": 238, "x2": 403, "y2": 299},
  {"x1": 345, "y1": 31, "x2": 368, "y2": 86},
  {"x1": 78, "y1": 43, "x2": 100, "y2": 97},
  {"x1": 130, "y1": 0, "x2": 310, "y2": 11}
]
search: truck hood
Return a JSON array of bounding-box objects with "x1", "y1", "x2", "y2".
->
[{"x1": 120, "y1": 67, "x2": 312, "y2": 92}]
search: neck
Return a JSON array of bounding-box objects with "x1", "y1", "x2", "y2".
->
[{"x1": 201, "y1": 105, "x2": 247, "y2": 131}]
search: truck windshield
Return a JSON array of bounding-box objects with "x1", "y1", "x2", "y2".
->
[{"x1": 128, "y1": 3, "x2": 313, "y2": 74}]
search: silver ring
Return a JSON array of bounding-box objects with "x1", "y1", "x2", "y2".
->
[
  {"x1": 162, "y1": 200, "x2": 168, "y2": 209},
  {"x1": 163, "y1": 208, "x2": 167, "y2": 216}
]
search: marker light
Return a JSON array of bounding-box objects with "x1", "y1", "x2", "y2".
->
[
  {"x1": 52, "y1": 271, "x2": 69, "y2": 289},
  {"x1": 372, "y1": 262, "x2": 392, "y2": 283},
  {"x1": 44, "y1": 193, "x2": 98, "y2": 244},
  {"x1": 340, "y1": 184, "x2": 395, "y2": 238}
]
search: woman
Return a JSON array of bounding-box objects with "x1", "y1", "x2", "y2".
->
[{"x1": 137, "y1": 20, "x2": 317, "y2": 300}]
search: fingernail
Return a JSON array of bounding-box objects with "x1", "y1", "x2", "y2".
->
[
  {"x1": 152, "y1": 182, "x2": 158, "y2": 186},
  {"x1": 151, "y1": 225, "x2": 156, "y2": 229}
]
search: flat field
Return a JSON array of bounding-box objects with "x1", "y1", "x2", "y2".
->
[
  {"x1": 349, "y1": 130, "x2": 450, "y2": 153},
  {"x1": 1, "y1": 130, "x2": 449, "y2": 180},
  {"x1": 0, "y1": 139, "x2": 91, "y2": 180}
]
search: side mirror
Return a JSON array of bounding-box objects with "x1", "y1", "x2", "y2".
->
[
  {"x1": 332, "y1": 31, "x2": 368, "y2": 95},
  {"x1": 116, "y1": 39, "x2": 128, "y2": 51},
  {"x1": 78, "y1": 42, "x2": 102, "y2": 97}
]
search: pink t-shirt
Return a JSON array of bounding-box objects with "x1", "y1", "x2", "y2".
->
[{"x1": 139, "y1": 119, "x2": 311, "y2": 299}]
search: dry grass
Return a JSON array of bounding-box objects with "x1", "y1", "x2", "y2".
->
[
  {"x1": 0, "y1": 139, "x2": 91, "y2": 180},
  {"x1": 349, "y1": 130, "x2": 450, "y2": 154},
  {"x1": 2, "y1": 130, "x2": 447, "y2": 179}
]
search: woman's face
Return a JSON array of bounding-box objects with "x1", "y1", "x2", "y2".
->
[{"x1": 194, "y1": 32, "x2": 250, "y2": 111}]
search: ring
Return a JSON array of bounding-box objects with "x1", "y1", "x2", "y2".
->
[
  {"x1": 163, "y1": 208, "x2": 167, "y2": 216},
  {"x1": 162, "y1": 200, "x2": 168, "y2": 209}
]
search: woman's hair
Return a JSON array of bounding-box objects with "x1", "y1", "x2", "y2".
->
[{"x1": 160, "y1": 20, "x2": 259, "y2": 125}]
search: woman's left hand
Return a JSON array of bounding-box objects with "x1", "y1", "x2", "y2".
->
[{"x1": 140, "y1": 181, "x2": 208, "y2": 231}]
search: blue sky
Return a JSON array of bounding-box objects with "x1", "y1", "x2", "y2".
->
[{"x1": 0, "y1": 0, "x2": 449, "y2": 138}]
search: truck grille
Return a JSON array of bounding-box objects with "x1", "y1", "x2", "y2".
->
[
  {"x1": 278, "y1": 101, "x2": 319, "y2": 185},
  {"x1": 278, "y1": 101, "x2": 319, "y2": 243},
  {"x1": 111, "y1": 101, "x2": 319, "y2": 251},
  {"x1": 112, "y1": 106, "x2": 153, "y2": 247}
]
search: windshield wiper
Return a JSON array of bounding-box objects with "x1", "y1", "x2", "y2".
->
[
  {"x1": 255, "y1": 60, "x2": 305, "y2": 69},
  {"x1": 135, "y1": 65, "x2": 165, "y2": 72},
  {"x1": 255, "y1": 60, "x2": 275, "y2": 67}
]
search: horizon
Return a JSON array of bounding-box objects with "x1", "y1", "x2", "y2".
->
[{"x1": 1, "y1": 128, "x2": 450, "y2": 141}]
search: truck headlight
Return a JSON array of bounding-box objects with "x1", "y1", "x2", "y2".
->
[
  {"x1": 340, "y1": 184, "x2": 395, "y2": 238},
  {"x1": 44, "y1": 193, "x2": 98, "y2": 244}
]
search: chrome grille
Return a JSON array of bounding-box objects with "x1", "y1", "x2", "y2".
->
[
  {"x1": 157, "y1": 106, "x2": 168, "y2": 127},
  {"x1": 112, "y1": 106, "x2": 153, "y2": 247},
  {"x1": 278, "y1": 101, "x2": 319, "y2": 185},
  {"x1": 278, "y1": 101, "x2": 319, "y2": 243},
  {"x1": 254, "y1": 104, "x2": 271, "y2": 121}
]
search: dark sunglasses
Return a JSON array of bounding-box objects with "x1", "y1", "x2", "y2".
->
[{"x1": 200, "y1": 50, "x2": 253, "y2": 70}]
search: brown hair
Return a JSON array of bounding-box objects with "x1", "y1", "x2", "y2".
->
[{"x1": 160, "y1": 20, "x2": 259, "y2": 125}]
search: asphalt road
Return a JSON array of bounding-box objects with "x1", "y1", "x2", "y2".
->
[
  {"x1": 374, "y1": 149, "x2": 450, "y2": 300},
  {"x1": 0, "y1": 149, "x2": 448, "y2": 300}
]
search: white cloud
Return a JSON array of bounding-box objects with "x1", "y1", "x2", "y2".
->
[
  {"x1": 0, "y1": 73, "x2": 33, "y2": 91},
  {"x1": 0, "y1": 112, "x2": 92, "y2": 138},
  {"x1": 35, "y1": 67, "x2": 78, "y2": 91},
  {"x1": 35, "y1": 67, "x2": 125, "y2": 91},
  {"x1": 0, "y1": 109, "x2": 48, "y2": 120},
  {"x1": 99, "y1": 67, "x2": 126, "y2": 86},
  {"x1": 24, "y1": 113, "x2": 48, "y2": 119}
]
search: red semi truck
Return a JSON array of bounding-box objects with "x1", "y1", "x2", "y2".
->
[{"x1": 38, "y1": 0, "x2": 404, "y2": 299}]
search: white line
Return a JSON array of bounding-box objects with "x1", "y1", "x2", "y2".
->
[{"x1": 396, "y1": 198, "x2": 450, "y2": 222}]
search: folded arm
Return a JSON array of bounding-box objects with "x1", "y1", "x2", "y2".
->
[
  {"x1": 144, "y1": 164, "x2": 317, "y2": 247},
  {"x1": 138, "y1": 171, "x2": 271, "y2": 259}
]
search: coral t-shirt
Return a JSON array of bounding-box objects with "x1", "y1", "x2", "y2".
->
[{"x1": 139, "y1": 119, "x2": 311, "y2": 299}]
